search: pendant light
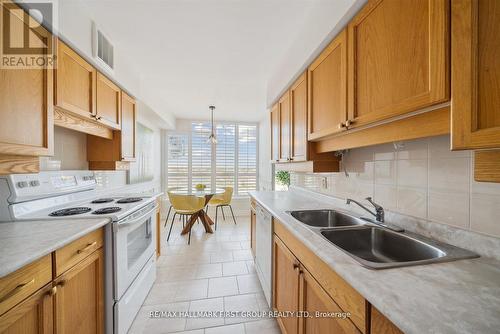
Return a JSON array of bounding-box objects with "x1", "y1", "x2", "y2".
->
[{"x1": 207, "y1": 105, "x2": 217, "y2": 144}]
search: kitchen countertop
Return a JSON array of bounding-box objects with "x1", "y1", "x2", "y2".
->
[
  {"x1": 0, "y1": 218, "x2": 111, "y2": 278},
  {"x1": 249, "y1": 190, "x2": 500, "y2": 334}
]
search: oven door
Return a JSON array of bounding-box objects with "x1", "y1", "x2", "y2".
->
[{"x1": 113, "y1": 202, "x2": 157, "y2": 299}]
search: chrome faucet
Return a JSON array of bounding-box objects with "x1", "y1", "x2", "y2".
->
[
  {"x1": 346, "y1": 197, "x2": 384, "y2": 222},
  {"x1": 346, "y1": 197, "x2": 404, "y2": 232}
]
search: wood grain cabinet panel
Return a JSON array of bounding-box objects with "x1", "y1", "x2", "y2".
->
[
  {"x1": 54, "y1": 248, "x2": 104, "y2": 334},
  {"x1": 451, "y1": 0, "x2": 500, "y2": 149},
  {"x1": 371, "y1": 307, "x2": 403, "y2": 334},
  {"x1": 290, "y1": 73, "x2": 308, "y2": 162},
  {"x1": 279, "y1": 91, "x2": 291, "y2": 162},
  {"x1": 307, "y1": 29, "x2": 348, "y2": 141},
  {"x1": 0, "y1": 283, "x2": 54, "y2": 334},
  {"x1": 299, "y1": 267, "x2": 361, "y2": 334},
  {"x1": 347, "y1": 0, "x2": 449, "y2": 128},
  {"x1": 96, "y1": 72, "x2": 121, "y2": 130},
  {"x1": 271, "y1": 103, "x2": 280, "y2": 162},
  {"x1": 120, "y1": 92, "x2": 136, "y2": 161},
  {"x1": 273, "y1": 236, "x2": 300, "y2": 334},
  {"x1": 55, "y1": 41, "x2": 96, "y2": 119},
  {"x1": 0, "y1": 2, "x2": 53, "y2": 158}
]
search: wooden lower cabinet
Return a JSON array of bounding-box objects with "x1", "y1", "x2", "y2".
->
[
  {"x1": 300, "y1": 267, "x2": 360, "y2": 334},
  {"x1": 54, "y1": 248, "x2": 104, "y2": 334},
  {"x1": 0, "y1": 284, "x2": 54, "y2": 334},
  {"x1": 273, "y1": 236, "x2": 300, "y2": 334},
  {"x1": 0, "y1": 229, "x2": 104, "y2": 334},
  {"x1": 371, "y1": 307, "x2": 403, "y2": 334},
  {"x1": 273, "y1": 234, "x2": 361, "y2": 334}
]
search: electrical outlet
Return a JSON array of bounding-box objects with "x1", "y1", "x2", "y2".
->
[{"x1": 321, "y1": 177, "x2": 328, "y2": 190}]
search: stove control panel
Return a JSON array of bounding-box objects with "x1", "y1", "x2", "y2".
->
[{"x1": 0, "y1": 171, "x2": 97, "y2": 204}]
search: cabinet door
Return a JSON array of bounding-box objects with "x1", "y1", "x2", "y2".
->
[
  {"x1": 96, "y1": 73, "x2": 121, "y2": 129},
  {"x1": 299, "y1": 267, "x2": 361, "y2": 334},
  {"x1": 0, "y1": 3, "x2": 53, "y2": 157},
  {"x1": 371, "y1": 307, "x2": 402, "y2": 334},
  {"x1": 55, "y1": 249, "x2": 104, "y2": 334},
  {"x1": 290, "y1": 73, "x2": 308, "y2": 162},
  {"x1": 55, "y1": 41, "x2": 96, "y2": 119},
  {"x1": 348, "y1": 0, "x2": 449, "y2": 128},
  {"x1": 121, "y1": 92, "x2": 136, "y2": 160},
  {"x1": 250, "y1": 208, "x2": 256, "y2": 257},
  {"x1": 307, "y1": 30, "x2": 348, "y2": 141},
  {"x1": 279, "y1": 91, "x2": 291, "y2": 162},
  {"x1": 0, "y1": 283, "x2": 54, "y2": 334},
  {"x1": 273, "y1": 236, "x2": 300, "y2": 334},
  {"x1": 451, "y1": 0, "x2": 500, "y2": 149},
  {"x1": 271, "y1": 104, "x2": 280, "y2": 162}
]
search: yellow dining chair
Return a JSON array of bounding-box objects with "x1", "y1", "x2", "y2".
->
[
  {"x1": 164, "y1": 187, "x2": 180, "y2": 224},
  {"x1": 166, "y1": 192, "x2": 205, "y2": 244},
  {"x1": 208, "y1": 187, "x2": 236, "y2": 230}
]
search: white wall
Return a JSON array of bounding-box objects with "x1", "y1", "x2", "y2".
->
[
  {"x1": 258, "y1": 113, "x2": 273, "y2": 191},
  {"x1": 290, "y1": 135, "x2": 500, "y2": 239}
]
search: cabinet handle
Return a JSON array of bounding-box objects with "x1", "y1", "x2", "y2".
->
[
  {"x1": 96, "y1": 116, "x2": 102, "y2": 120},
  {"x1": 57, "y1": 280, "x2": 66, "y2": 288},
  {"x1": 76, "y1": 241, "x2": 97, "y2": 254},
  {"x1": 47, "y1": 286, "x2": 57, "y2": 297},
  {"x1": 0, "y1": 278, "x2": 35, "y2": 303},
  {"x1": 345, "y1": 120, "x2": 353, "y2": 127},
  {"x1": 338, "y1": 122, "x2": 346, "y2": 129},
  {"x1": 293, "y1": 263, "x2": 300, "y2": 271}
]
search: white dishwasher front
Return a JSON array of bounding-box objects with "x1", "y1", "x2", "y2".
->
[{"x1": 254, "y1": 204, "x2": 273, "y2": 306}]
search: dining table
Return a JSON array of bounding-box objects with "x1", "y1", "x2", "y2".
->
[{"x1": 170, "y1": 188, "x2": 225, "y2": 235}]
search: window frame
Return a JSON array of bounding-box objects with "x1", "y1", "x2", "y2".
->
[{"x1": 165, "y1": 120, "x2": 259, "y2": 198}]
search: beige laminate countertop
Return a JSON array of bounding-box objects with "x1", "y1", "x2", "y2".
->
[
  {"x1": 249, "y1": 190, "x2": 500, "y2": 334},
  {"x1": 0, "y1": 218, "x2": 111, "y2": 278}
]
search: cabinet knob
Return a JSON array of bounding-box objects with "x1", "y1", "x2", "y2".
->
[
  {"x1": 338, "y1": 122, "x2": 346, "y2": 129},
  {"x1": 293, "y1": 263, "x2": 300, "y2": 270},
  {"x1": 47, "y1": 286, "x2": 57, "y2": 297},
  {"x1": 345, "y1": 120, "x2": 353, "y2": 127}
]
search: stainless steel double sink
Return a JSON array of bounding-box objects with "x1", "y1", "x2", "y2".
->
[{"x1": 288, "y1": 209, "x2": 478, "y2": 269}]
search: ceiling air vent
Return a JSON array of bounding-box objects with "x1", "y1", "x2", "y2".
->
[{"x1": 92, "y1": 22, "x2": 114, "y2": 73}]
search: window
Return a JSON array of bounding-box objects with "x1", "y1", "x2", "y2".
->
[
  {"x1": 238, "y1": 125, "x2": 257, "y2": 194},
  {"x1": 166, "y1": 122, "x2": 258, "y2": 196},
  {"x1": 166, "y1": 133, "x2": 189, "y2": 189}
]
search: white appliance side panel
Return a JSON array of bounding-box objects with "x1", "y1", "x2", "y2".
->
[
  {"x1": 254, "y1": 206, "x2": 273, "y2": 307},
  {"x1": 114, "y1": 255, "x2": 156, "y2": 334}
]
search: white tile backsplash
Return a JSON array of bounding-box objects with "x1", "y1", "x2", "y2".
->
[{"x1": 290, "y1": 135, "x2": 500, "y2": 238}]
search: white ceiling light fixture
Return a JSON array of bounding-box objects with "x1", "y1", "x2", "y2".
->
[{"x1": 207, "y1": 105, "x2": 217, "y2": 144}]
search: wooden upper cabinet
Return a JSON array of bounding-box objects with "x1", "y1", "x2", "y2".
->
[
  {"x1": 290, "y1": 73, "x2": 308, "y2": 162},
  {"x1": 273, "y1": 236, "x2": 300, "y2": 334},
  {"x1": 279, "y1": 91, "x2": 291, "y2": 162},
  {"x1": 96, "y1": 72, "x2": 121, "y2": 130},
  {"x1": 347, "y1": 0, "x2": 449, "y2": 129},
  {"x1": 451, "y1": 0, "x2": 500, "y2": 150},
  {"x1": 121, "y1": 92, "x2": 136, "y2": 161},
  {"x1": 0, "y1": 283, "x2": 54, "y2": 334},
  {"x1": 300, "y1": 267, "x2": 361, "y2": 334},
  {"x1": 55, "y1": 248, "x2": 104, "y2": 334},
  {"x1": 308, "y1": 29, "x2": 348, "y2": 141},
  {"x1": 271, "y1": 103, "x2": 280, "y2": 162},
  {"x1": 0, "y1": 3, "x2": 53, "y2": 157},
  {"x1": 55, "y1": 40, "x2": 96, "y2": 119}
]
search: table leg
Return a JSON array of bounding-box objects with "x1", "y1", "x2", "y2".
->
[
  {"x1": 199, "y1": 213, "x2": 214, "y2": 233},
  {"x1": 181, "y1": 213, "x2": 199, "y2": 235},
  {"x1": 202, "y1": 211, "x2": 215, "y2": 225}
]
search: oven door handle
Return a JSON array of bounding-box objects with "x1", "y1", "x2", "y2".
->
[{"x1": 117, "y1": 204, "x2": 158, "y2": 227}]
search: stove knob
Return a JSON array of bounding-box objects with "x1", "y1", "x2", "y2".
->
[
  {"x1": 17, "y1": 181, "x2": 28, "y2": 188},
  {"x1": 29, "y1": 180, "x2": 40, "y2": 187}
]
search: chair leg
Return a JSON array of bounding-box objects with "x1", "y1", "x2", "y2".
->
[
  {"x1": 188, "y1": 224, "x2": 192, "y2": 245},
  {"x1": 229, "y1": 205, "x2": 236, "y2": 224},
  {"x1": 221, "y1": 206, "x2": 226, "y2": 220},
  {"x1": 167, "y1": 212, "x2": 176, "y2": 241},
  {"x1": 165, "y1": 205, "x2": 172, "y2": 224},
  {"x1": 215, "y1": 206, "x2": 218, "y2": 231}
]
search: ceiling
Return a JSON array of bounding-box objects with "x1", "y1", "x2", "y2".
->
[{"x1": 74, "y1": 0, "x2": 357, "y2": 123}]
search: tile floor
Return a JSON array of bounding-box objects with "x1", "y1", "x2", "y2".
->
[{"x1": 128, "y1": 214, "x2": 280, "y2": 334}]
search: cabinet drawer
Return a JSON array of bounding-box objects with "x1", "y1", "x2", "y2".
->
[
  {"x1": 55, "y1": 228, "x2": 103, "y2": 277},
  {"x1": 0, "y1": 254, "x2": 52, "y2": 316}
]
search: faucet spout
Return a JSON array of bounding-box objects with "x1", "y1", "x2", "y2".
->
[{"x1": 346, "y1": 197, "x2": 384, "y2": 222}]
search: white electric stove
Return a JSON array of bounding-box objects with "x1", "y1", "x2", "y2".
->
[{"x1": 0, "y1": 171, "x2": 158, "y2": 334}]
